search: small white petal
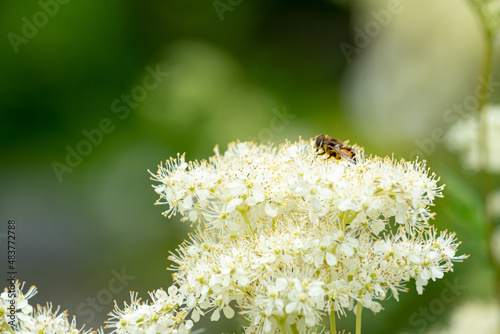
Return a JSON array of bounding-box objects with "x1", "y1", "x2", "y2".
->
[
  {"x1": 196, "y1": 189, "x2": 209, "y2": 200},
  {"x1": 326, "y1": 252, "x2": 337, "y2": 266},
  {"x1": 338, "y1": 199, "x2": 358, "y2": 211},
  {"x1": 311, "y1": 197, "x2": 322, "y2": 212},
  {"x1": 265, "y1": 202, "x2": 279, "y2": 217},
  {"x1": 210, "y1": 310, "x2": 220, "y2": 321},
  {"x1": 223, "y1": 306, "x2": 235, "y2": 319},
  {"x1": 227, "y1": 198, "x2": 243, "y2": 212},
  {"x1": 285, "y1": 302, "x2": 298, "y2": 314},
  {"x1": 229, "y1": 182, "x2": 246, "y2": 197},
  {"x1": 276, "y1": 278, "x2": 288, "y2": 291},
  {"x1": 188, "y1": 210, "x2": 198, "y2": 222},
  {"x1": 252, "y1": 189, "x2": 265, "y2": 203}
]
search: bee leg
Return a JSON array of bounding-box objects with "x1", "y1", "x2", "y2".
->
[{"x1": 327, "y1": 152, "x2": 340, "y2": 160}]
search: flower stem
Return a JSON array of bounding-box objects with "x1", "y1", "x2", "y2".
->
[
  {"x1": 231, "y1": 280, "x2": 253, "y2": 298},
  {"x1": 469, "y1": 0, "x2": 500, "y2": 305},
  {"x1": 477, "y1": 32, "x2": 493, "y2": 114},
  {"x1": 329, "y1": 309, "x2": 337, "y2": 334},
  {"x1": 467, "y1": 0, "x2": 495, "y2": 175},
  {"x1": 276, "y1": 316, "x2": 288, "y2": 334},
  {"x1": 290, "y1": 323, "x2": 300, "y2": 334},
  {"x1": 477, "y1": 29, "x2": 494, "y2": 172},
  {"x1": 487, "y1": 220, "x2": 500, "y2": 305},
  {"x1": 339, "y1": 211, "x2": 347, "y2": 231},
  {"x1": 3, "y1": 325, "x2": 15, "y2": 334},
  {"x1": 355, "y1": 302, "x2": 363, "y2": 334},
  {"x1": 238, "y1": 208, "x2": 256, "y2": 239}
]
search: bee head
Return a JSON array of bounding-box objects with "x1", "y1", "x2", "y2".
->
[{"x1": 314, "y1": 134, "x2": 325, "y2": 148}]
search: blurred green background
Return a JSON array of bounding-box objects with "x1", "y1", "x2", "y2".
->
[{"x1": 0, "y1": 0, "x2": 498, "y2": 332}]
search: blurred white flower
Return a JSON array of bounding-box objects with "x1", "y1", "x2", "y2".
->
[
  {"x1": 487, "y1": 189, "x2": 500, "y2": 220},
  {"x1": 427, "y1": 301, "x2": 500, "y2": 334},
  {"x1": 446, "y1": 104, "x2": 500, "y2": 173},
  {"x1": 491, "y1": 224, "x2": 500, "y2": 264},
  {"x1": 343, "y1": 0, "x2": 481, "y2": 146}
]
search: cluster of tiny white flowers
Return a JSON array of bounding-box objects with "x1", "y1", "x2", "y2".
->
[
  {"x1": 1, "y1": 282, "x2": 36, "y2": 332},
  {"x1": 1, "y1": 282, "x2": 91, "y2": 334},
  {"x1": 107, "y1": 288, "x2": 193, "y2": 334},
  {"x1": 152, "y1": 140, "x2": 440, "y2": 233},
  {"x1": 446, "y1": 104, "x2": 500, "y2": 173},
  {"x1": 108, "y1": 138, "x2": 465, "y2": 334}
]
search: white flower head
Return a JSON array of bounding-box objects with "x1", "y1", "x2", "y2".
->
[
  {"x1": 107, "y1": 290, "x2": 192, "y2": 334},
  {"x1": 1, "y1": 281, "x2": 92, "y2": 334},
  {"x1": 145, "y1": 138, "x2": 466, "y2": 332},
  {"x1": 152, "y1": 139, "x2": 444, "y2": 235}
]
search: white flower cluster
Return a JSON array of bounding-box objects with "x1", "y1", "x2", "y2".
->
[
  {"x1": 107, "y1": 288, "x2": 193, "y2": 334},
  {"x1": 446, "y1": 104, "x2": 500, "y2": 173},
  {"x1": 152, "y1": 140, "x2": 439, "y2": 233},
  {"x1": 0, "y1": 282, "x2": 91, "y2": 334},
  {"x1": 110, "y1": 138, "x2": 465, "y2": 334}
]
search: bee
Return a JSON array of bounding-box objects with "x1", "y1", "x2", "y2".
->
[{"x1": 313, "y1": 134, "x2": 357, "y2": 163}]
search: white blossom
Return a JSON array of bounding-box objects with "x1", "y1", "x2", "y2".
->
[
  {"x1": 106, "y1": 289, "x2": 192, "y2": 334},
  {"x1": 1, "y1": 281, "x2": 92, "y2": 334},
  {"x1": 122, "y1": 138, "x2": 467, "y2": 333}
]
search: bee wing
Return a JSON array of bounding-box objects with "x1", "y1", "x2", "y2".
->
[{"x1": 338, "y1": 148, "x2": 357, "y2": 163}]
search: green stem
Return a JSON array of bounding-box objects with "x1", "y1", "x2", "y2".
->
[
  {"x1": 339, "y1": 210, "x2": 358, "y2": 231},
  {"x1": 468, "y1": 0, "x2": 494, "y2": 175},
  {"x1": 329, "y1": 309, "x2": 337, "y2": 334},
  {"x1": 345, "y1": 211, "x2": 359, "y2": 227},
  {"x1": 468, "y1": 0, "x2": 500, "y2": 305},
  {"x1": 231, "y1": 280, "x2": 253, "y2": 298},
  {"x1": 339, "y1": 211, "x2": 346, "y2": 231},
  {"x1": 477, "y1": 29, "x2": 494, "y2": 173},
  {"x1": 3, "y1": 325, "x2": 15, "y2": 334},
  {"x1": 276, "y1": 316, "x2": 288, "y2": 334},
  {"x1": 238, "y1": 208, "x2": 256, "y2": 239},
  {"x1": 355, "y1": 303, "x2": 363, "y2": 334},
  {"x1": 290, "y1": 323, "x2": 300, "y2": 334},
  {"x1": 477, "y1": 32, "x2": 493, "y2": 114},
  {"x1": 486, "y1": 215, "x2": 500, "y2": 305}
]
